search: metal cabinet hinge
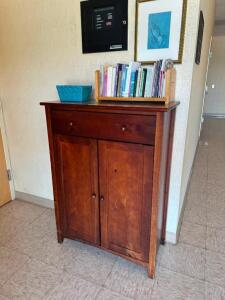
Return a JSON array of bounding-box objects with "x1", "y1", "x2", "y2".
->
[{"x1": 7, "y1": 169, "x2": 12, "y2": 181}]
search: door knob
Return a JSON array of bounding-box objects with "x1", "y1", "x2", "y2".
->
[
  {"x1": 100, "y1": 196, "x2": 104, "y2": 202},
  {"x1": 92, "y1": 193, "x2": 97, "y2": 200}
]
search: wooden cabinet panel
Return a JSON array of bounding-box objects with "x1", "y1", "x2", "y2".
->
[
  {"x1": 55, "y1": 135, "x2": 100, "y2": 245},
  {"x1": 99, "y1": 141, "x2": 154, "y2": 262},
  {"x1": 52, "y1": 110, "x2": 156, "y2": 145}
]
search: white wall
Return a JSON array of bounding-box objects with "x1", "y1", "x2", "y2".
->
[
  {"x1": 0, "y1": 0, "x2": 213, "y2": 242},
  {"x1": 180, "y1": 0, "x2": 215, "y2": 214},
  {"x1": 165, "y1": 0, "x2": 201, "y2": 239},
  {"x1": 204, "y1": 36, "x2": 225, "y2": 115},
  {"x1": 0, "y1": 0, "x2": 136, "y2": 200},
  {"x1": 214, "y1": 24, "x2": 225, "y2": 36}
]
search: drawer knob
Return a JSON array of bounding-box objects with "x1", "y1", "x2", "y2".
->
[
  {"x1": 100, "y1": 196, "x2": 104, "y2": 202},
  {"x1": 92, "y1": 193, "x2": 97, "y2": 200},
  {"x1": 121, "y1": 125, "x2": 127, "y2": 132},
  {"x1": 69, "y1": 122, "x2": 73, "y2": 127}
]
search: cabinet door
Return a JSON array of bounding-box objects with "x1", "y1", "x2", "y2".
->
[
  {"x1": 99, "y1": 141, "x2": 154, "y2": 262},
  {"x1": 55, "y1": 135, "x2": 99, "y2": 245}
]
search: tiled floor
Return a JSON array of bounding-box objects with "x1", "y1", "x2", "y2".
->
[{"x1": 0, "y1": 118, "x2": 225, "y2": 299}]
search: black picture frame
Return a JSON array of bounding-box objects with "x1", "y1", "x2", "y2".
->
[
  {"x1": 195, "y1": 11, "x2": 204, "y2": 65},
  {"x1": 80, "y1": 0, "x2": 128, "y2": 54}
]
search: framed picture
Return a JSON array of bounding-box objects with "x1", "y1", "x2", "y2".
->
[
  {"x1": 195, "y1": 11, "x2": 204, "y2": 65},
  {"x1": 135, "y1": 0, "x2": 187, "y2": 64}
]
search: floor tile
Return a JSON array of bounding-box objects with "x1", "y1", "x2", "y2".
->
[
  {"x1": 207, "y1": 185, "x2": 225, "y2": 209},
  {"x1": 179, "y1": 221, "x2": 206, "y2": 249},
  {"x1": 159, "y1": 243, "x2": 205, "y2": 280},
  {"x1": 183, "y1": 204, "x2": 207, "y2": 226},
  {"x1": 65, "y1": 243, "x2": 117, "y2": 286},
  {"x1": 3, "y1": 223, "x2": 49, "y2": 254},
  {"x1": 0, "y1": 214, "x2": 28, "y2": 245},
  {"x1": 104, "y1": 257, "x2": 154, "y2": 299},
  {"x1": 205, "y1": 250, "x2": 225, "y2": 288},
  {"x1": 1, "y1": 259, "x2": 64, "y2": 300},
  {"x1": 31, "y1": 208, "x2": 56, "y2": 235},
  {"x1": 194, "y1": 148, "x2": 208, "y2": 166},
  {"x1": 206, "y1": 206, "x2": 225, "y2": 229},
  {"x1": 205, "y1": 282, "x2": 225, "y2": 300},
  {"x1": 207, "y1": 172, "x2": 225, "y2": 188},
  {"x1": 0, "y1": 200, "x2": 46, "y2": 223},
  {"x1": 0, "y1": 246, "x2": 29, "y2": 286},
  {"x1": 188, "y1": 179, "x2": 207, "y2": 194},
  {"x1": 151, "y1": 267, "x2": 205, "y2": 300},
  {"x1": 186, "y1": 192, "x2": 207, "y2": 208},
  {"x1": 8, "y1": 230, "x2": 82, "y2": 270},
  {"x1": 45, "y1": 273, "x2": 101, "y2": 300},
  {"x1": 30, "y1": 235, "x2": 85, "y2": 269},
  {"x1": 96, "y1": 288, "x2": 133, "y2": 300},
  {"x1": 206, "y1": 227, "x2": 225, "y2": 255},
  {"x1": 0, "y1": 295, "x2": 10, "y2": 300}
]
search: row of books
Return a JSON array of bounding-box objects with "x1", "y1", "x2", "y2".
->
[{"x1": 99, "y1": 60, "x2": 168, "y2": 98}]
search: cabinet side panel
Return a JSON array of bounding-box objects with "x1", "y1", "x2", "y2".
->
[
  {"x1": 157, "y1": 112, "x2": 171, "y2": 241},
  {"x1": 44, "y1": 106, "x2": 64, "y2": 242}
]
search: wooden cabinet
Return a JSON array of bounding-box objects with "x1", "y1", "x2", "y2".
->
[
  {"x1": 41, "y1": 101, "x2": 178, "y2": 278},
  {"x1": 99, "y1": 141, "x2": 154, "y2": 262},
  {"x1": 55, "y1": 136, "x2": 99, "y2": 245}
]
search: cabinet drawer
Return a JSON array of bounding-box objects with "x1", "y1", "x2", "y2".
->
[{"x1": 52, "y1": 110, "x2": 156, "y2": 145}]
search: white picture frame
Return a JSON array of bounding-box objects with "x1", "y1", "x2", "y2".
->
[{"x1": 135, "y1": 0, "x2": 187, "y2": 64}]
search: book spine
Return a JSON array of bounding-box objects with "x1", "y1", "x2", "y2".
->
[
  {"x1": 103, "y1": 66, "x2": 108, "y2": 96},
  {"x1": 148, "y1": 68, "x2": 154, "y2": 98},
  {"x1": 130, "y1": 71, "x2": 137, "y2": 97},
  {"x1": 107, "y1": 66, "x2": 113, "y2": 97},
  {"x1": 136, "y1": 67, "x2": 142, "y2": 97},
  {"x1": 121, "y1": 65, "x2": 128, "y2": 97},
  {"x1": 111, "y1": 67, "x2": 117, "y2": 97},
  {"x1": 100, "y1": 65, "x2": 104, "y2": 96},
  {"x1": 133, "y1": 70, "x2": 139, "y2": 97},
  {"x1": 151, "y1": 62, "x2": 158, "y2": 97},
  {"x1": 141, "y1": 69, "x2": 147, "y2": 97},
  {"x1": 117, "y1": 70, "x2": 122, "y2": 97},
  {"x1": 115, "y1": 64, "x2": 122, "y2": 97},
  {"x1": 144, "y1": 68, "x2": 150, "y2": 98},
  {"x1": 155, "y1": 60, "x2": 163, "y2": 97},
  {"x1": 124, "y1": 63, "x2": 132, "y2": 97}
]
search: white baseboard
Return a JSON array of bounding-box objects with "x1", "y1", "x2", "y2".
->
[
  {"x1": 165, "y1": 231, "x2": 177, "y2": 244},
  {"x1": 15, "y1": 191, "x2": 54, "y2": 209}
]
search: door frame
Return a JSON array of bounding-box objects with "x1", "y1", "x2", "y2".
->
[
  {"x1": 200, "y1": 36, "x2": 213, "y2": 134},
  {"x1": 0, "y1": 99, "x2": 15, "y2": 200}
]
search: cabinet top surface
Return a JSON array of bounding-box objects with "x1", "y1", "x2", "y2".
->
[{"x1": 40, "y1": 100, "x2": 179, "y2": 114}]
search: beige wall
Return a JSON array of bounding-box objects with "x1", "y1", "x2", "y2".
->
[
  {"x1": 0, "y1": 0, "x2": 136, "y2": 199},
  {"x1": 0, "y1": 0, "x2": 213, "y2": 241},
  {"x1": 204, "y1": 36, "x2": 225, "y2": 115},
  {"x1": 180, "y1": 0, "x2": 215, "y2": 212},
  {"x1": 214, "y1": 24, "x2": 225, "y2": 36}
]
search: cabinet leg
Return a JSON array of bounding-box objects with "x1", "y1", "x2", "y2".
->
[
  {"x1": 160, "y1": 238, "x2": 165, "y2": 245},
  {"x1": 148, "y1": 261, "x2": 156, "y2": 279},
  {"x1": 57, "y1": 232, "x2": 64, "y2": 244}
]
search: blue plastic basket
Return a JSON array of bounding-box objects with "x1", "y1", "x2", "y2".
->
[{"x1": 56, "y1": 85, "x2": 92, "y2": 103}]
